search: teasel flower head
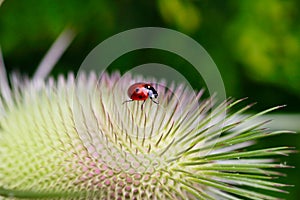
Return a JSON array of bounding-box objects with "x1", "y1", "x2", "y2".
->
[{"x1": 0, "y1": 31, "x2": 295, "y2": 200}]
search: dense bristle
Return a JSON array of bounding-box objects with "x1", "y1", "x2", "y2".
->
[{"x1": 0, "y1": 72, "x2": 293, "y2": 199}]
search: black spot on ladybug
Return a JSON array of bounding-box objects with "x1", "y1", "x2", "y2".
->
[
  {"x1": 139, "y1": 95, "x2": 143, "y2": 99},
  {"x1": 135, "y1": 88, "x2": 139, "y2": 92}
]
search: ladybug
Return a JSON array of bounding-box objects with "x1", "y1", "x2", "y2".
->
[{"x1": 123, "y1": 83, "x2": 159, "y2": 110}]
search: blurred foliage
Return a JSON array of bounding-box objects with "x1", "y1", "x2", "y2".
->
[
  {"x1": 0, "y1": 0, "x2": 299, "y2": 199},
  {"x1": 1, "y1": 0, "x2": 299, "y2": 114},
  {"x1": 158, "y1": 0, "x2": 201, "y2": 33},
  {"x1": 0, "y1": 0, "x2": 300, "y2": 113},
  {"x1": 228, "y1": 1, "x2": 300, "y2": 100}
]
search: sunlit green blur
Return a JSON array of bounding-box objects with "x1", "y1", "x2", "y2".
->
[{"x1": 0, "y1": 0, "x2": 299, "y2": 199}]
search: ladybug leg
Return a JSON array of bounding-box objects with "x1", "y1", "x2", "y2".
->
[
  {"x1": 141, "y1": 100, "x2": 146, "y2": 110},
  {"x1": 122, "y1": 99, "x2": 133, "y2": 104},
  {"x1": 151, "y1": 99, "x2": 159, "y2": 104}
]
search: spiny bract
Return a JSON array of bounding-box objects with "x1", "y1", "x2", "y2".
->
[{"x1": 0, "y1": 71, "x2": 294, "y2": 200}]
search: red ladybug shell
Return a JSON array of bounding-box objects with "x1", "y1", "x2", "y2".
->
[{"x1": 127, "y1": 83, "x2": 150, "y2": 101}]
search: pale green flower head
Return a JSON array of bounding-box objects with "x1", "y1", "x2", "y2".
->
[{"x1": 0, "y1": 32, "x2": 295, "y2": 200}]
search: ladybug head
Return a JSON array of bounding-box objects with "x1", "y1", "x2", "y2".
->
[{"x1": 145, "y1": 84, "x2": 158, "y2": 99}]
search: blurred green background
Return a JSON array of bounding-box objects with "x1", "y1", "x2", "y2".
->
[{"x1": 0, "y1": 0, "x2": 299, "y2": 199}]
